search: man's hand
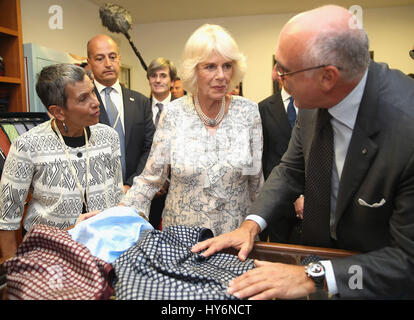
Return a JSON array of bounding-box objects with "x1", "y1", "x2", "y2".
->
[
  {"x1": 294, "y1": 195, "x2": 304, "y2": 219},
  {"x1": 191, "y1": 220, "x2": 260, "y2": 261},
  {"x1": 227, "y1": 260, "x2": 316, "y2": 300}
]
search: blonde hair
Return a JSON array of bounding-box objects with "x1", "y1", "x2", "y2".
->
[{"x1": 181, "y1": 24, "x2": 247, "y2": 95}]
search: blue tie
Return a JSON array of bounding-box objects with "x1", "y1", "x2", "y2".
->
[
  {"x1": 104, "y1": 87, "x2": 126, "y2": 181},
  {"x1": 287, "y1": 97, "x2": 296, "y2": 128}
]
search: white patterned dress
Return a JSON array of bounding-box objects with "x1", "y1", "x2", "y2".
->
[
  {"x1": 0, "y1": 121, "x2": 124, "y2": 231},
  {"x1": 121, "y1": 95, "x2": 264, "y2": 236}
]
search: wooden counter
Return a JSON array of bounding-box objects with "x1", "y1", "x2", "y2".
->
[{"x1": 0, "y1": 241, "x2": 356, "y2": 300}]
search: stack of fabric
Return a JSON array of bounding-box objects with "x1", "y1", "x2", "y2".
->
[
  {"x1": 111, "y1": 226, "x2": 255, "y2": 300},
  {"x1": 3, "y1": 207, "x2": 255, "y2": 300},
  {"x1": 3, "y1": 224, "x2": 114, "y2": 300}
]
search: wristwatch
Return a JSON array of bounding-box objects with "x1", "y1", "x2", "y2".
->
[{"x1": 305, "y1": 262, "x2": 326, "y2": 290}]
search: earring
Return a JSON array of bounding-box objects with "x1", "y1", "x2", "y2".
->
[{"x1": 62, "y1": 122, "x2": 68, "y2": 133}]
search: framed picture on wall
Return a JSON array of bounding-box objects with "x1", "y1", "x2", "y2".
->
[{"x1": 120, "y1": 66, "x2": 131, "y2": 89}]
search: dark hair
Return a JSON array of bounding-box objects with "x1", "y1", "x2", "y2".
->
[
  {"x1": 36, "y1": 64, "x2": 86, "y2": 110},
  {"x1": 146, "y1": 57, "x2": 177, "y2": 81}
]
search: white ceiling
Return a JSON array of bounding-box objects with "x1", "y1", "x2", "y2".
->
[{"x1": 87, "y1": 0, "x2": 414, "y2": 24}]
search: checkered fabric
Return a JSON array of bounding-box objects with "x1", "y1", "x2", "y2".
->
[
  {"x1": 111, "y1": 225, "x2": 255, "y2": 300},
  {"x1": 3, "y1": 224, "x2": 114, "y2": 300}
]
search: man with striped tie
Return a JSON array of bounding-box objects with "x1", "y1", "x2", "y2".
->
[{"x1": 87, "y1": 35, "x2": 155, "y2": 194}]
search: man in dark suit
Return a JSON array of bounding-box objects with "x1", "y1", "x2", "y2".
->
[
  {"x1": 259, "y1": 83, "x2": 295, "y2": 180},
  {"x1": 146, "y1": 57, "x2": 177, "y2": 229},
  {"x1": 192, "y1": 5, "x2": 414, "y2": 299},
  {"x1": 87, "y1": 35, "x2": 155, "y2": 193},
  {"x1": 147, "y1": 57, "x2": 177, "y2": 127},
  {"x1": 258, "y1": 81, "x2": 301, "y2": 243}
]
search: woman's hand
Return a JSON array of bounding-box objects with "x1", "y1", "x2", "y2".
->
[{"x1": 74, "y1": 210, "x2": 101, "y2": 226}]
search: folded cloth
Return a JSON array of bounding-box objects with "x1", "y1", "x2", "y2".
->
[
  {"x1": 4, "y1": 224, "x2": 114, "y2": 300},
  {"x1": 68, "y1": 206, "x2": 153, "y2": 263},
  {"x1": 111, "y1": 225, "x2": 255, "y2": 300}
]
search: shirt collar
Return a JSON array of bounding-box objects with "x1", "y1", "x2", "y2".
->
[
  {"x1": 281, "y1": 87, "x2": 292, "y2": 103},
  {"x1": 94, "y1": 79, "x2": 121, "y2": 95},
  {"x1": 152, "y1": 93, "x2": 172, "y2": 106},
  {"x1": 328, "y1": 69, "x2": 368, "y2": 130}
]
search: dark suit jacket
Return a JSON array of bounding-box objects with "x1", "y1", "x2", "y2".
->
[
  {"x1": 250, "y1": 61, "x2": 414, "y2": 298},
  {"x1": 259, "y1": 90, "x2": 293, "y2": 180},
  {"x1": 95, "y1": 85, "x2": 155, "y2": 186},
  {"x1": 258, "y1": 91, "x2": 300, "y2": 243}
]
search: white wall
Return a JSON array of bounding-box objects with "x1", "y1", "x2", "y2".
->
[
  {"x1": 132, "y1": 5, "x2": 414, "y2": 103},
  {"x1": 21, "y1": 1, "x2": 414, "y2": 103},
  {"x1": 20, "y1": 0, "x2": 142, "y2": 91},
  {"x1": 131, "y1": 14, "x2": 292, "y2": 102}
]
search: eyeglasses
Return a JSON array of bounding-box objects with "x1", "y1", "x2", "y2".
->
[
  {"x1": 410, "y1": 50, "x2": 414, "y2": 60},
  {"x1": 274, "y1": 60, "x2": 343, "y2": 78}
]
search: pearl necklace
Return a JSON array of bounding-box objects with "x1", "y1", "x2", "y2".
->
[{"x1": 194, "y1": 95, "x2": 226, "y2": 127}]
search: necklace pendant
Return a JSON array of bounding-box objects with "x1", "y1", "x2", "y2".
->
[{"x1": 208, "y1": 119, "x2": 217, "y2": 127}]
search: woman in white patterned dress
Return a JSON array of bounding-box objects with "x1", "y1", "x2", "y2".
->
[
  {"x1": 121, "y1": 24, "x2": 263, "y2": 236},
  {"x1": 0, "y1": 64, "x2": 124, "y2": 259}
]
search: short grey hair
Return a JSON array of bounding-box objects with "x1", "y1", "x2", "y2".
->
[
  {"x1": 36, "y1": 63, "x2": 86, "y2": 110},
  {"x1": 181, "y1": 24, "x2": 247, "y2": 95},
  {"x1": 305, "y1": 27, "x2": 370, "y2": 82}
]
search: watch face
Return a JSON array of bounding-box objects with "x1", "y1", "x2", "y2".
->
[{"x1": 308, "y1": 263, "x2": 325, "y2": 277}]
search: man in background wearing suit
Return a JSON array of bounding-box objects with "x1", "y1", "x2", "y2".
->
[
  {"x1": 87, "y1": 34, "x2": 155, "y2": 193},
  {"x1": 147, "y1": 57, "x2": 177, "y2": 124},
  {"x1": 146, "y1": 57, "x2": 177, "y2": 229},
  {"x1": 258, "y1": 79, "x2": 302, "y2": 243},
  {"x1": 192, "y1": 5, "x2": 414, "y2": 299}
]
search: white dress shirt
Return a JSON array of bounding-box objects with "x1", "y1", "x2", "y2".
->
[{"x1": 151, "y1": 93, "x2": 172, "y2": 125}]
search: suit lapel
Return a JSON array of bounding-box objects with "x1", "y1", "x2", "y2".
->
[
  {"x1": 121, "y1": 85, "x2": 133, "y2": 147},
  {"x1": 270, "y1": 91, "x2": 292, "y2": 136},
  {"x1": 335, "y1": 62, "x2": 381, "y2": 223}
]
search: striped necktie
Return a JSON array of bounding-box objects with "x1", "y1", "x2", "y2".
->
[
  {"x1": 104, "y1": 87, "x2": 126, "y2": 181},
  {"x1": 154, "y1": 103, "x2": 163, "y2": 128}
]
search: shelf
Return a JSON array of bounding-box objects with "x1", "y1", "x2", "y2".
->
[
  {"x1": 0, "y1": 26, "x2": 18, "y2": 37},
  {"x1": 0, "y1": 76, "x2": 21, "y2": 84},
  {"x1": 0, "y1": 0, "x2": 18, "y2": 32},
  {"x1": 0, "y1": 0, "x2": 25, "y2": 113}
]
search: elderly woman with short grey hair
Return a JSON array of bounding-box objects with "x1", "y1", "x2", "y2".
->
[
  {"x1": 0, "y1": 63, "x2": 124, "y2": 259},
  {"x1": 121, "y1": 24, "x2": 263, "y2": 236}
]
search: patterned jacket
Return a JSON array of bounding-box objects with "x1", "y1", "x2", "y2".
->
[{"x1": 0, "y1": 120, "x2": 124, "y2": 231}]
